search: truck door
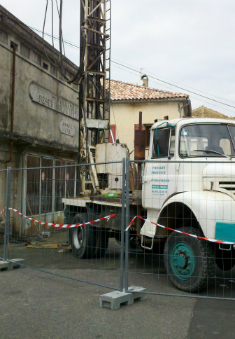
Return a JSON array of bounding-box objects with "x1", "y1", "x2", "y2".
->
[{"x1": 142, "y1": 125, "x2": 177, "y2": 210}]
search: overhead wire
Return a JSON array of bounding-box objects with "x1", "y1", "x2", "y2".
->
[
  {"x1": 2, "y1": 7, "x2": 235, "y2": 110},
  {"x1": 16, "y1": 14, "x2": 235, "y2": 112},
  {"x1": 30, "y1": 23, "x2": 235, "y2": 111},
  {"x1": 112, "y1": 57, "x2": 235, "y2": 106},
  {"x1": 59, "y1": 0, "x2": 65, "y2": 74},
  {"x1": 29, "y1": 27, "x2": 80, "y2": 50},
  {"x1": 51, "y1": 0, "x2": 54, "y2": 47},
  {"x1": 112, "y1": 62, "x2": 235, "y2": 115},
  {"x1": 111, "y1": 60, "x2": 235, "y2": 110},
  {"x1": 112, "y1": 63, "x2": 235, "y2": 116},
  {"x1": 150, "y1": 79, "x2": 235, "y2": 115},
  {"x1": 41, "y1": 0, "x2": 80, "y2": 84},
  {"x1": 42, "y1": 0, "x2": 49, "y2": 41},
  {"x1": 42, "y1": 0, "x2": 65, "y2": 76},
  {"x1": 147, "y1": 70, "x2": 235, "y2": 106}
]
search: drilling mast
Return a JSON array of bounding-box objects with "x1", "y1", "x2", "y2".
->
[{"x1": 78, "y1": 0, "x2": 111, "y2": 193}]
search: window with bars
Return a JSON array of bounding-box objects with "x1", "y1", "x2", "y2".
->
[{"x1": 26, "y1": 155, "x2": 76, "y2": 216}]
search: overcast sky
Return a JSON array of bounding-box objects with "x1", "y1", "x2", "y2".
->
[{"x1": 1, "y1": 0, "x2": 235, "y2": 117}]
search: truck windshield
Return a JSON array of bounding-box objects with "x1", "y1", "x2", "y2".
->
[{"x1": 179, "y1": 124, "x2": 235, "y2": 158}]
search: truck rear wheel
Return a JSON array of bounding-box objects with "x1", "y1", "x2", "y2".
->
[
  {"x1": 164, "y1": 227, "x2": 215, "y2": 292},
  {"x1": 71, "y1": 214, "x2": 96, "y2": 259}
]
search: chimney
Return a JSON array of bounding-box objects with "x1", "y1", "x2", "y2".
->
[{"x1": 141, "y1": 74, "x2": 148, "y2": 87}]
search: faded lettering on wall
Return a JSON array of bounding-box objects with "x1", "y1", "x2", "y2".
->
[
  {"x1": 29, "y1": 82, "x2": 78, "y2": 120},
  {"x1": 59, "y1": 121, "x2": 75, "y2": 137}
]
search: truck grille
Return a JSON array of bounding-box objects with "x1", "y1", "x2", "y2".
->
[{"x1": 219, "y1": 181, "x2": 235, "y2": 194}]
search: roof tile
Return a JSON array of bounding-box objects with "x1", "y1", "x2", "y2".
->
[{"x1": 107, "y1": 79, "x2": 189, "y2": 102}]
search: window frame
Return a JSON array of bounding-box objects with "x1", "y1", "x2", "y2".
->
[
  {"x1": 152, "y1": 127, "x2": 175, "y2": 159},
  {"x1": 178, "y1": 123, "x2": 235, "y2": 159}
]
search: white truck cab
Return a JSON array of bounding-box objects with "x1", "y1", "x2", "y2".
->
[{"x1": 141, "y1": 118, "x2": 235, "y2": 291}]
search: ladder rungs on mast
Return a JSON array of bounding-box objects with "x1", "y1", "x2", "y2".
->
[
  {"x1": 86, "y1": 98, "x2": 106, "y2": 103},
  {"x1": 87, "y1": 71, "x2": 106, "y2": 76}
]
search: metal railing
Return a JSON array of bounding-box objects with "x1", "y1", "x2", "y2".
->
[
  {"x1": 125, "y1": 158, "x2": 235, "y2": 300},
  {"x1": 1, "y1": 158, "x2": 235, "y2": 302}
]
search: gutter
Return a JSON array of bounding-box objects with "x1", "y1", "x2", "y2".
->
[
  {"x1": 111, "y1": 98, "x2": 189, "y2": 104},
  {"x1": 178, "y1": 99, "x2": 192, "y2": 118},
  {"x1": 0, "y1": 42, "x2": 16, "y2": 164}
]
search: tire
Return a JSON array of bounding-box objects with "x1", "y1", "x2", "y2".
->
[
  {"x1": 71, "y1": 214, "x2": 96, "y2": 259},
  {"x1": 164, "y1": 227, "x2": 215, "y2": 293},
  {"x1": 215, "y1": 246, "x2": 235, "y2": 271}
]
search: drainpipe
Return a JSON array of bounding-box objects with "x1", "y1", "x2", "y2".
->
[
  {"x1": 178, "y1": 99, "x2": 192, "y2": 118},
  {"x1": 0, "y1": 43, "x2": 16, "y2": 164}
]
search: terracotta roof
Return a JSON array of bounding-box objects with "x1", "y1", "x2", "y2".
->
[
  {"x1": 108, "y1": 79, "x2": 189, "y2": 102},
  {"x1": 192, "y1": 106, "x2": 235, "y2": 120}
]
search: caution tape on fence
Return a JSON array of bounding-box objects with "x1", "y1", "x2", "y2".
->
[
  {"x1": 6, "y1": 207, "x2": 235, "y2": 245},
  {"x1": 0, "y1": 207, "x2": 6, "y2": 214},
  {"x1": 9, "y1": 208, "x2": 115, "y2": 228},
  {"x1": 126, "y1": 215, "x2": 235, "y2": 246}
]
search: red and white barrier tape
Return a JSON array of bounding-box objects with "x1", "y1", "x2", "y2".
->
[
  {"x1": 0, "y1": 207, "x2": 6, "y2": 214},
  {"x1": 8, "y1": 207, "x2": 235, "y2": 245},
  {"x1": 126, "y1": 215, "x2": 235, "y2": 246},
  {"x1": 9, "y1": 208, "x2": 115, "y2": 228}
]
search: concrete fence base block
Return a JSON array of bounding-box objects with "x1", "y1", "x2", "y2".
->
[
  {"x1": 128, "y1": 286, "x2": 147, "y2": 301},
  {"x1": 42, "y1": 231, "x2": 50, "y2": 238},
  {"x1": 0, "y1": 259, "x2": 25, "y2": 271},
  {"x1": 99, "y1": 286, "x2": 146, "y2": 310},
  {"x1": 99, "y1": 290, "x2": 133, "y2": 310}
]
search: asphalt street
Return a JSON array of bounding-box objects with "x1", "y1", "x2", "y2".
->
[{"x1": 0, "y1": 237, "x2": 235, "y2": 338}]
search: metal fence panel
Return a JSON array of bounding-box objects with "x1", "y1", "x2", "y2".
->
[
  {"x1": 3, "y1": 157, "x2": 235, "y2": 302},
  {"x1": 125, "y1": 159, "x2": 235, "y2": 300},
  {"x1": 0, "y1": 169, "x2": 7, "y2": 259},
  {"x1": 4, "y1": 161, "x2": 126, "y2": 291}
]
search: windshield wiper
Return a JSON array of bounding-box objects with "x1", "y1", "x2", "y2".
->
[{"x1": 193, "y1": 149, "x2": 230, "y2": 159}]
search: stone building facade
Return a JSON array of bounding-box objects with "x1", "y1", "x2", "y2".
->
[{"x1": 0, "y1": 5, "x2": 79, "y2": 235}]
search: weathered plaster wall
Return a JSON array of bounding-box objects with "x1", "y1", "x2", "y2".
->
[
  {"x1": 0, "y1": 33, "x2": 79, "y2": 151},
  {"x1": 110, "y1": 100, "x2": 186, "y2": 158},
  {"x1": 0, "y1": 26, "x2": 80, "y2": 235}
]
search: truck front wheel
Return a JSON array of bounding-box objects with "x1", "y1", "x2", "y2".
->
[
  {"x1": 164, "y1": 227, "x2": 215, "y2": 292},
  {"x1": 71, "y1": 214, "x2": 96, "y2": 259}
]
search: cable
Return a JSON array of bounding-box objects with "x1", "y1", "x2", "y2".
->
[
  {"x1": 42, "y1": 0, "x2": 49, "y2": 42},
  {"x1": 41, "y1": 0, "x2": 79, "y2": 84},
  {"x1": 29, "y1": 27, "x2": 80, "y2": 50},
  {"x1": 42, "y1": 0, "x2": 65, "y2": 77},
  {"x1": 150, "y1": 79, "x2": 235, "y2": 115},
  {"x1": 51, "y1": 0, "x2": 54, "y2": 48},
  {"x1": 27, "y1": 26, "x2": 235, "y2": 110},
  {"x1": 111, "y1": 60, "x2": 235, "y2": 110},
  {"x1": 59, "y1": 0, "x2": 64, "y2": 73},
  {"x1": 147, "y1": 69, "x2": 235, "y2": 106},
  {"x1": 112, "y1": 62, "x2": 235, "y2": 115},
  {"x1": 3, "y1": 10, "x2": 234, "y2": 109},
  {"x1": 112, "y1": 57, "x2": 235, "y2": 106}
]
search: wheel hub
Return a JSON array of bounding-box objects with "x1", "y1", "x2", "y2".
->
[
  {"x1": 170, "y1": 243, "x2": 196, "y2": 280},
  {"x1": 73, "y1": 227, "x2": 83, "y2": 249}
]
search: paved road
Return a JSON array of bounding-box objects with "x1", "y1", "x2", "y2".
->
[
  {"x1": 0, "y1": 268, "x2": 235, "y2": 339},
  {"x1": 0, "y1": 237, "x2": 235, "y2": 338}
]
